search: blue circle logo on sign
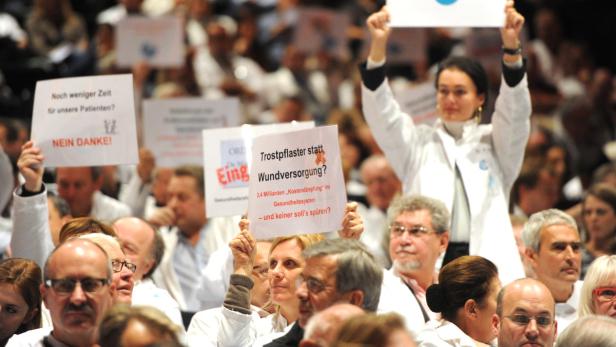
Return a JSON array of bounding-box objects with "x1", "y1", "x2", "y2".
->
[{"x1": 436, "y1": 0, "x2": 457, "y2": 5}]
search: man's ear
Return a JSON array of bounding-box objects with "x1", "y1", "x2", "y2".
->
[
  {"x1": 439, "y1": 231, "x2": 450, "y2": 253},
  {"x1": 40, "y1": 283, "x2": 49, "y2": 307},
  {"x1": 348, "y1": 290, "x2": 364, "y2": 308},
  {"x1": 525, "y1": 248, "x2": 538, "y2": 269}
]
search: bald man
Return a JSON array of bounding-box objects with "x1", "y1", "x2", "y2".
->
[{"x1": 494, "y1": 278, "x2": 557, "y2": 347}]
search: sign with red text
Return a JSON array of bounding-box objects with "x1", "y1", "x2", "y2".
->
[
  {"x1": 116, "y1": 16, "x2": 184, "y2": 68},
  {"x1": 203, "y1": 121, "x2": 314, "y2": 218},
  {"x1": 31, "y1": 74, "x2": 138, "y2": 167},
  {"x1": 143, "y1": 97, "x2": 240, "y2": 167},
  {"x1": 395, "y1": 81, "x2": 438, "y2": 125},
  {"x1": 248, "y1": 126, "x2": 346, "y2": 239},
  {"x1": 389, "y1": 0, "x2": 506, "y2": 28}
]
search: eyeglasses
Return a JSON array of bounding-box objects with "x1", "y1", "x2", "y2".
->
[
  {"x1": 112, "y1": 259, "x2": 137, "y2": 273},
  {"x1": 593, "y1": 287, "x2": 616, "y2": 302},
  {"x1": 505, "y1": 314, "x2": 553, "y2": 327},
  {"x1": 252, "y1": 265, "x2": 269, "y2": 280},
  {"x1": 389, "y1": 224, "x2": 435, "y2": 238},
  {"x1": 297, "y1": 276, "x2": 327, "y2": 294},
  {"x1": 45, "y1": 278, "x2": 110, "y2": 294}
]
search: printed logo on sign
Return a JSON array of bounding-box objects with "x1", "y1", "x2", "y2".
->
[
  {"x1": 436, "y1": 0, "x2": 457, "y2": 5},
  {"x1": 217, "y1": 139, "x2": 249, "y2": 189}
]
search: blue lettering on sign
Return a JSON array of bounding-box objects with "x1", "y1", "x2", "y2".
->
[{"x1": 436, "y1": 0, "x2": 457, "y2": 5}]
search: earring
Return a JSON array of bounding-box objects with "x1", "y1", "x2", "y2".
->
[{"x1": 474, "y1": 106, "x2": 483, "y2": 123}]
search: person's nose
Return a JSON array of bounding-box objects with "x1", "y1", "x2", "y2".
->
[
  {"x1": 69, "y1": 282, "x2": 87, "y2": 304},
  {"x1": 296, "y1": 279, "x2": 308, "y2": 299},
  {"x1": 524, "y1": 318, "x2": 539, "y2": 340}
]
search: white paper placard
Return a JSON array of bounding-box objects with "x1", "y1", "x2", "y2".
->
[
  {"x1": 203, "y1": 121, "x2": 315, "y2": 218},
  {"x1": 395, "y1": 81, "x2": 438, "y2": 125},
  {"x1": 293, "y1": 7, "x2": 351, "y2": 60},
  {"x1": 388, "y1": 0, "x2": 506, "y2": 28},
  {"x1": 143, "y1": 97, "x2": 240, "y2": 167},
  {"x1": 248, "y1": 125, "x2": 346, "y2": 239},
  {"x1": 31, "y1": 74, "x2": 138, "y2": 167},
  {"x1": 116, "y1": 16, "x2": 184, "y2": 68}
]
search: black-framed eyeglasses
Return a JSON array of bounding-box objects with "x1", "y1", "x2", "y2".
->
[
  {"x1": 112, "y1": 259, "x2": 137, "y2": 273},
  {"x1": 45, "y1": 278, "x2": 110, "y2": 294},
  {"x1": 505, "y1": 314, "x2": 553, "y2": 327},
  {"x1": 389, "y1": 224, "x2": 435, "y2": 238}
]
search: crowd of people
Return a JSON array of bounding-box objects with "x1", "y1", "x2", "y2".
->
[{"x1": 1, "y1": 0, "x2": 616, "y2": 346}]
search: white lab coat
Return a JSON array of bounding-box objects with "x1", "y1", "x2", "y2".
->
[
  {"x1": 151, "y1": 216, "x2": 239, "y2": 311},
  {"x1": 417, "y1": 320, "x2": 491, "y2": 347},
  {"x1": 362, "y1": 74, "x2": 530, "y2": 284}
]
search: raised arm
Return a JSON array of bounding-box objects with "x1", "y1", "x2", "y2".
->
[
  {"x1": 500, "y1": 0, "x2": 525, "y2": 66},
  {"x1": 366, "y1": 6, "x2": 391, "y2": 64},
  {"x1": 11, "y1": 141, "x2": 55, "y2": 267}
]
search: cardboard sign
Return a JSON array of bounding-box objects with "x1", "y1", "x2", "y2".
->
[
  {"x1": 388, "y1": 0, "x2": 507, "y2": 28},
  {"x1": 203, "y1": 121, "x2": 314, "y2": 218},
  {"x1": 248, "y1": 126, "x2": 346, "y2": 239},
  {"x1": 293, "y1": 7, "x2": 351, "y2": 60},
  {"x1": 395, "y1": 81, "x2": 438, "y2": 125},
  {"x1": 31, "y1": 74, "x2": 138, "y2": 167},
  {"x1": 116, "y1": 16, "x2": 184, "y2": 68},
  {"x1": 143, "y1": 97, "x2": 240, "y2": 167}
]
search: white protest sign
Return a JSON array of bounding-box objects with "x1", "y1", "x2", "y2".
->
[
  {"x1": 116, "y1": 16, "x2": 184, "y2": 68},
  {"x1": 395, "y1": 81, "x2": 438, "y2": 125},
  {"x1": 388, "y1": 0, "x2": 506, "y2": 28},
  {"x1": 248, "y1": 125, "x2": 346, "y2": 239},
  {"x1": 143, "y1": 97, "x2": 240, "y2": 167},
  {"x1": 31, "y1": 74, "x2": 138, "y2": 167},
  {"x1": 293, "y1": 7, "x2": 351, "y2": 60},
  {"x1": 203, "y1": 121, "x2": 315, "y2": 218}
]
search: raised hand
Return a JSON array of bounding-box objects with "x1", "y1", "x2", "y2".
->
[
  {"x1": 229, "y1": 219, "x2": 257, "y2": 276},
  {"x1": 366, "y1": 6, "x2": 391, "y2": 63},
  {"x1": 501, "y1": 0, "x2": 525, "y2": 50},
  {"x1": 17, "y1": 141, "x2": 44, "y2": 192},
  {"x1": 339, "y1": 202, "x2": 364, "y2": 240}
]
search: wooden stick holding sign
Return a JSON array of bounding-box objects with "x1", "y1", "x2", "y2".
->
[{"x1": 248, "y1": 126, "x2": 347, "y2": 239}]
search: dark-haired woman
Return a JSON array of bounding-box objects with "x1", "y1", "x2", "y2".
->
[
  {"x1": 361, "y1": 1, "x2": 529, "y2": 282},
  {"x1": 417, "y1": 255, "x2": 500, "y2": 347},
  {"x1": 0, "y1": 258, "x2": 42, "y2": 347},
  {"x1": 580, "y1": 184, "x2": 616, "y2": 278}
]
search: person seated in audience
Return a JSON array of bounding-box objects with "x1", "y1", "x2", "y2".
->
[
  {"x1": 380, "y1": 195, "x2": 450, "y2": 331},
  {"x1": 522, "y1": 209, "x2": 582, "y2": 331},
  {"x1": 577, "y1": 255, "x2": 616, "y2": 319},
  {"x1": 356, "y1": 155, "x2": 401, "y2": 267},
  {"x1": 331, "y1": 312, "x2": 416, "y2": 347},
  {"x1": 555, "y1": 315, "x2": 616, "y2": 347},
  {"x1": 495, "y1": 278, "x2": 557, "y2": 347},
  {"x1": 98, "y1": 305, "x2": 183, "y2": 347},
  {"x1": 416, "y1": 255, "x2": 500, "y2": 347},
  {"x1": 0, "y1": 258, "x2": 42, "y2": 347},
  {"x1": 299, "y1": 303, "x2": 365, "y2": 347},
  {"x1": 6, "y1": 239, "x2": 114, "y2": 347},
  {"x1": 511, "y1": 155, "x2": 561, "y2": 218},
  {"x1": 264, "y1": 238, "x2": 383, "y2": 347},
  {"x1": 113, "y1": 217, "x2": 184, "y2": 329},
  {"x1": 580, "y1": 184, "x2": 616, "y2": 278},
  {"x1": 186, "y1": 235, "x2": 272, "y2": 346}
]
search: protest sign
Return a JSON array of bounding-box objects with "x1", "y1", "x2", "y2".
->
[
  {"x1": 116, "y1": 16, "x2": 184, "y2": 68},
  {"x1": 293, "y1": 7, "x2": 351, "y2": 60},
  {"x1": 31, "y1": 74, "x2": 138, "y2": 167},
  {"x1": 248, "y1": 125, "x2": 346, "y2": 239},
  {"x1": 388, "y1": 0, "x2": 506, "y2": 28},
  {"x1": 203, "y1": 121, "x2": 314, "y2": 218},
  {"x1": 395, "y1": 81, "x2": 438, "y2": 125},
  {"x1": 143, "y1": 97, "x2": 240, "y2": 167}
]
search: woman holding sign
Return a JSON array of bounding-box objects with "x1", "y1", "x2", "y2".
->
[{"x1": 361, "y1": 1, "x2": 529, "y2": 283}]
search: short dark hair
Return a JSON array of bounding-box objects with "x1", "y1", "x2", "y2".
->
[
  {"x1": 173, "y1": 165, "x2": 204, "y2": 198},
  {"x1": 436, "y1": 56, "x2": 489, "y2": 98}
]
